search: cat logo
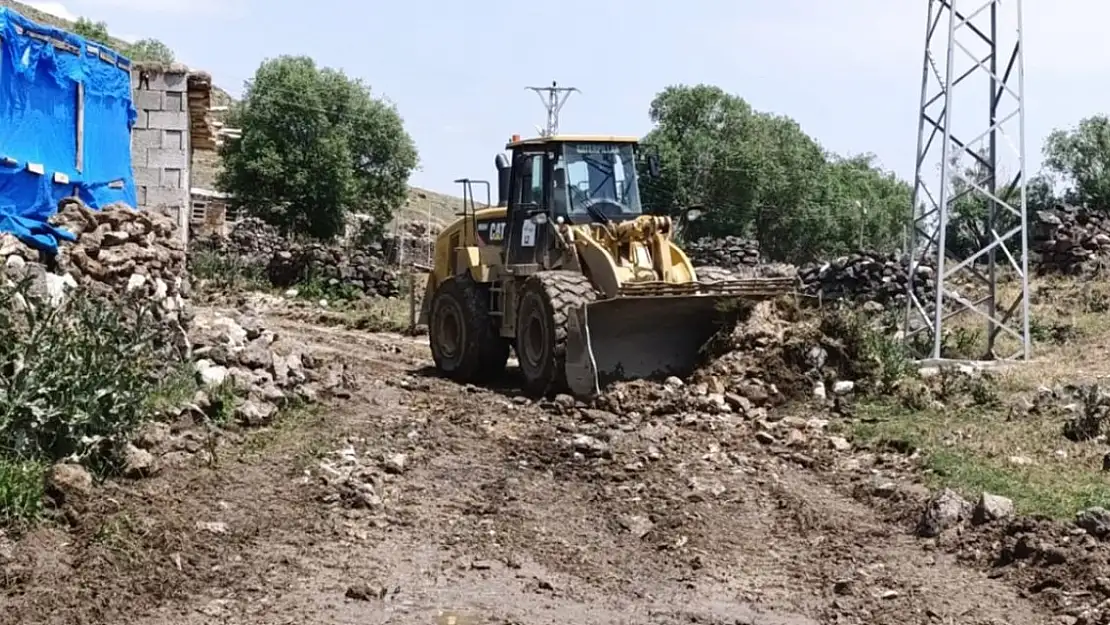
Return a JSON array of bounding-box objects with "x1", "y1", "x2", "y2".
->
[{"x1": 488, "y1": 221, "x2": 506, "y2": 242}]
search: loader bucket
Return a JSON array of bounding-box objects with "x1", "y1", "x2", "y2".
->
[{"x1": 565, "y1": 295, "x2": 739, "y2": 398}]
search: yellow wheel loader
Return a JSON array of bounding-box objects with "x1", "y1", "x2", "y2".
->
[{"x1": 419, "y1": 134, "x2": 795, "y2": 398}]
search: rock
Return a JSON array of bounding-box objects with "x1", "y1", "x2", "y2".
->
[
  {"x1": 1076, "y1": 507, "x2": 1110, "y2": 539},
  {"x1": 122, "y1": 444, "x2": 158, "y2": 478},
  {"x1": 237, "y1": 337, "x2": 274, "y2": 370},
  {"x1": 917, "y1": 488, "x2": 972, "y2": 537},
  {"x1": 813, "y1": 382, "x2": 827, "y2": 400},
  {"x1": 381, "y1": 453, "x2": 407, "y2": 474},
  {"x1": 617, "y1": 514, "x2": 654, "y2": 539},
  {"x1": 197, "y1": 362, "x2": 229, "y2": 387},
  {"x1": 571, "y1": 434, "x2": 610, "y2": 458},
  {"x1": 827, "y1": 436, "x2": 852, "y2": 452},
  {"x1": 754, "y1": 431, "x2": 776, "y2": 445},
  {"x1": 133, "y1": 421, "x2": 170, "y2": 450},
  {"x1": 973, "y1": 492, "x2": 1015, "y2": 524},
  {"x1": 46, "y1": 463, "x2": 92, "y2": 505},
  {"x1": 234, "y1": 399, "x2": 277, "y2": 426},
  {"x1": 832, "y1": 380, "x2": 855, "y2": 395}
]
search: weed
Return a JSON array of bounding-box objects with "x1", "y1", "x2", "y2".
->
[
  {"x1": 0, "y1": 279, "x2": 175, "y2": 474},
  {"x1": 0, "y1": 459, "x2": 45, "y2": 526},
  {"x1": 189, "y1": 249, "x2": 267, "y2": 293}
]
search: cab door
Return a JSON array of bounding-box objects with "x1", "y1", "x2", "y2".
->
[{"x1": 504, "y1": 150, "x2": 549, "y2": 268}]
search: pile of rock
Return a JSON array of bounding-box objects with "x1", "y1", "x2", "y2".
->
[
  {"x1": 190, "y1": 311, "x2": 350, "y2": 426},
  {"x1": 0, "y1": 199, "x2": 191, "y2": 329},
  {"x1": 685, "y1": 236, "x2": 762, "y2": 269},
  {"x1": 1032, "y1": 204, "x2": 1110, "y2": 275},
  {"x1": 797, "y1": 252, "x2": 935, "y2": 306}
]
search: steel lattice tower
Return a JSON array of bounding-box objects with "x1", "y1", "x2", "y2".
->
[{"x1": 905, "y1": 0, "x2": 1030, "y2": 361}]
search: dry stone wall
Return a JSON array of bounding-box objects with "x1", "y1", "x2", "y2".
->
[
  {"x1": 1032, "y1": 204, "x2": 1110, "y2": 276},
  {"x1": 190, "y1": 218, "x2": 402, "y2": 298}
]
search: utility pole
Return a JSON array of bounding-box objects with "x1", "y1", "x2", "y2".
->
[
  {"x1": 905, "y1": 0, "x2": 1029, "y2": 361},
  {"x1": 526, "y1": 81, "x2": 579, "y2": 137}
]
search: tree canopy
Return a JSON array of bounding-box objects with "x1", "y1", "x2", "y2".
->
[
  {"x1": 639, "y1": 84, "x2": 911, "y2": 263},
  {"x1": 70, "y1": 16, "x2": 175, "y2": 64},
  {"x1": 1042, "y1": 115, "x2": 1110, "y2": 209},
  {"x1": 126, "y1": 38, "x2": 174, "y2": 64},
  {"x1": 217, "y1": 56, "x2": 419, "y2": 240},
  {"x1": 72, "y1": 17, "x2": 110, "y2": 46}
]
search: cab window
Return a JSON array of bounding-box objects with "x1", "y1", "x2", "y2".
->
[{"x1": 515, "y1": 153, "x2": 545, "y2": 205}]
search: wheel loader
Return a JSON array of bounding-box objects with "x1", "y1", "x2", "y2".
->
[{"x1": 418, "y1": 134, "x2": 796, "y2": 398}]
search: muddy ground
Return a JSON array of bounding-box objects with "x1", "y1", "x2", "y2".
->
[{"x1": 0, "y1": 307, "x2": 1088, "y2": 625}]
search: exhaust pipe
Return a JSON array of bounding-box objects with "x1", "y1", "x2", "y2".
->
[{"x1": 494, "y1": 154, "x2": 510, "y2": 207}]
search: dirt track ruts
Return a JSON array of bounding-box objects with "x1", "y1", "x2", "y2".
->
[{"x1": 1, "y1": 310, "x2": 1052, "y2": 625}]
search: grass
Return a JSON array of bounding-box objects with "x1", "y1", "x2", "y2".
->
[
  {"x1": 852, "y1": 399, "x2": 1110, "y2": 519},
  {"x1": 848, "y1": 276, "x2": 1110, "y2": 519},
  {"x1": 0, "y1": 459, "x2": 45, "y2": 527}
]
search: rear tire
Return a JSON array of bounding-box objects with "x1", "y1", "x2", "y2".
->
[
  {"x1": 429, "y1": 274, "x2": 509, "y2": 383},
  {"x1": 514, "y1": 271, "x2": 597, "y2": 396}
]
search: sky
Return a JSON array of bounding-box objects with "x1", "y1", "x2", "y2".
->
[{"x1": 21, "y1": 0, "x2": 1110, "y2": 198}]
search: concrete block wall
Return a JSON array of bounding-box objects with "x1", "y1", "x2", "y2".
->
[{"x1": 131, "y1": 66, "x2": 191, "y2": 243}]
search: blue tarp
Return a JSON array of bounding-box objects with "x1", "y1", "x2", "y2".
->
[{"x1": 0, "y1": 8, "x2": 137, "y2": 253}]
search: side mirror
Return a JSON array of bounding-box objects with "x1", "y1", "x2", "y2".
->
[
  {"x1": 685, "y1": 207, "x2": 704, "y2": 222},
  {"x1": 647, "y1": 154, "x2": 661, "y2": 178}
]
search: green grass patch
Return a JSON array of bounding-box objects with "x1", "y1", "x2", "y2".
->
[
  {"x1": 0, "y1": 459, "x2": 46, "y2": 526},
  {"x1": 853, "y1": 399, "x2": 1110, "y2": 519}
]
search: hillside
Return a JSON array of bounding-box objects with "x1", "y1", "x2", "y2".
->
[
  {"x1": 0, "y1": 0, "x2": 235, "y2": 106},
  {"x1": 395, "y1": 187, "x2": 470, "y2": 228}
]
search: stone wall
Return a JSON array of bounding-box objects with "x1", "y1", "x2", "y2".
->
[
  {"x1": 1032, "y1": 204, "x2": 1110, "y2": 275},
  {"x1": 131, "y1": 63, "x2": 191, "y2": 243},
  {"x1": 685, "y1": 236, "x2": 762, "y2": 269},
  {"x1": 190, "y1": 218, "x2": 402, "y2": 299}
]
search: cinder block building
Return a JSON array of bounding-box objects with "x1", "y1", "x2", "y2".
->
[{"x1": 129, "y1": 63, "x2": 217, "y2": 244}]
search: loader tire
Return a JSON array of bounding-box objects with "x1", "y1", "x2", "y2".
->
[
  {"x1": 694, "y1": 265, "x2": 735, "y2": 283},
  {"x1": 429, "y1": 274, "x2": 509, "y2": 383},
  {"x1": 515, "y1": 271, "x2": 597, "y2": 396}
]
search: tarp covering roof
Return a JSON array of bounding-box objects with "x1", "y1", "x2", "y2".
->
[{"x1": 0, "y1": 8, "x2": 137, "y2": 253}]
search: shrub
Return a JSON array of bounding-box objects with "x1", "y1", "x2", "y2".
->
[{"x1": 0, "y1": 278, "x2": 177, "y2": 474}]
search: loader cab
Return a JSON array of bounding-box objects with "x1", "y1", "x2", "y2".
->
[{"x1": 500, "y1": 135, "x2": 645, "y2": 268}]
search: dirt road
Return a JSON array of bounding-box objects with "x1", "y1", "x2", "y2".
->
[{"x1": 0, "y1": 312, "x2": 1053, "y2": 625}]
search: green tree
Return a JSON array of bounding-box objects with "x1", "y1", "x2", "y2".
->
[
  {"x1": 1042, "y1": 115, "x2": 1110, "y2": 208},
  {"x1": 218, "y1": 56, "x2": 419, "y2": 240},
  {"x1": 72, "y1": 17, "x2": 110, "y2": 46},
  {"x1": 639, "y1": 84, "x2": 910, "y2": 263},
  {"x1": 126, "y1": 38, "x2": 174, "y2": 64}
]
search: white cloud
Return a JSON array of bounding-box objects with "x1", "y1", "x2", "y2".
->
[{"x1": 23, "y1": 1, "x2": 78, "y2": 21}]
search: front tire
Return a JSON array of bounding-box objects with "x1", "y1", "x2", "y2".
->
[
  {"x1": 514, "y1": 271, "x2": 596, "y2": 396},
  {"x1": 429, "y1": 274, "x2": 509, "y2": 383}
]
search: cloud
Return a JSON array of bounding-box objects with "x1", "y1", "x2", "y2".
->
[
  {"x1": 74, "y1": 0, "x2": 245, "y2": 17},
  {"x1": 23, "y1": 1, "x2": 78, "y2": 21}
]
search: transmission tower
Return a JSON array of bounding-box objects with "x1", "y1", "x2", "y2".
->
[
  {"x1": 905, "y1": 0, "x2": 1030, "y2": 361},
  {"x1": 526, "y1": 81, "x2": 579, "y2": 136}
]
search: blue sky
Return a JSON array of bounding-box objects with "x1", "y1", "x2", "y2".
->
[{"x1": 24, "y1": 0, "x2": 1110, "y2": 197}]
